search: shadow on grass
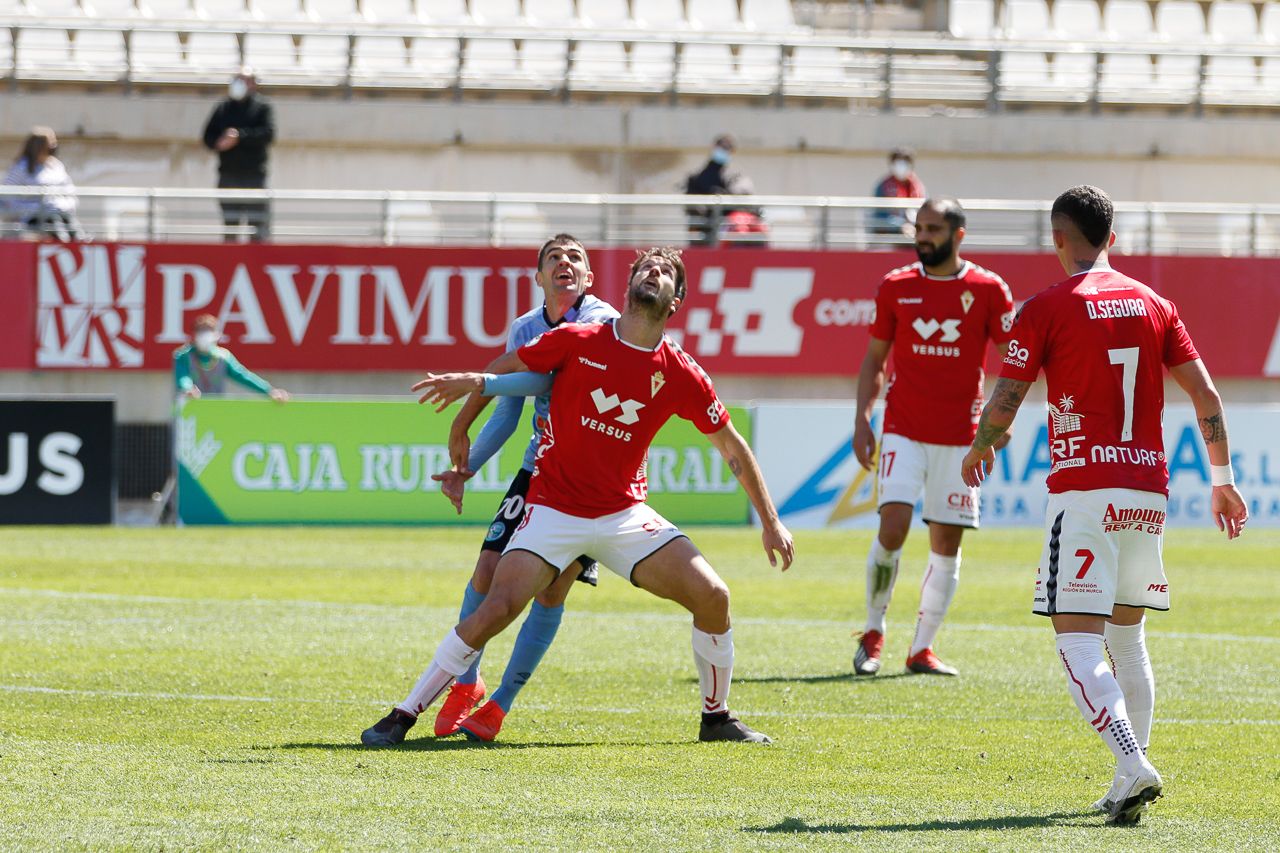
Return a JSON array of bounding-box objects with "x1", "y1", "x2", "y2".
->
[
  {"x1": 730, "y1": 671, "x2": 915, "y2": 685},
  {"x1": 745, "y1": 812, "x2": 1099, "y2": 835},
  {"x1": 270, "y1": 738, "x2": 686, "y2": 752}
]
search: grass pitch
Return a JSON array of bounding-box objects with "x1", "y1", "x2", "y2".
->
[{"x1": 1, "y1": 525, "x2": 1277, "y2": 850}]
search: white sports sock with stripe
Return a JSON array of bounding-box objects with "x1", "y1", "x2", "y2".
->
[
  {"x1": 910, "y1": 550, "x2": 961, "y2": 656},
  {"x1": 396, "y1": 629, "x2": 481, "y2": 717},
  {"x1": 692, "y1": 626, "x2": 734, "y2": 715},
  {"x1": 1104, "y1": 620, "x2": 1155, "y2": 751},
  {"x1": 865, "y1": 540, "x2": 902, "y2": 634},
  {"x1": 1056, "y1": 632, "x2": 1153, "y2": 776}
]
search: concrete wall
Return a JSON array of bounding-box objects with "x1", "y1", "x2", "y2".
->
[{"x1": 2, "y1": 93, "x2": 1276, "y2": 202}]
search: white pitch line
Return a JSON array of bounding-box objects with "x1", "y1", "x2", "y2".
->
[
  {"x1": 3, "y1": 586, "x2": 1278, "y2": 646},
  {"x1": 2, "y1": 684, "x2": 1277, "y2": 727}
]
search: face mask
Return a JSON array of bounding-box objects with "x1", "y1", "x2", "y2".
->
[
  {"x1": 710, "y1": 147, "x2": 732, "y2": 166},
  {"x1": 229, "y1": 78, "x2": 249, "y2": 100},
  {"x1": 890, "y1": 159, "x2": 912, "y2": 181},
  {"x1": 194, "y1": 330, "x2": 219, "y2": 353}
]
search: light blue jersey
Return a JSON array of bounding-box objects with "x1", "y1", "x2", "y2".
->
[{"x1": 468, "y1": 293, "x2": 619, "y2": 473}]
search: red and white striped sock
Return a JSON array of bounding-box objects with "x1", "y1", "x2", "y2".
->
[
  {"x1": 692, "y1": 626, "x2": 734, "y2": 715},
  {"x1": 1056, "y1": 632, "x2": 1151, "y2": 776}
]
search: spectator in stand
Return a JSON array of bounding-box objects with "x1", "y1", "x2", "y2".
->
[
  {"x1": 870, "y1": 148, "x2": 927, "y2": 239},
  {"x1": 684, "y1": 134, "x2": 764, "y2": 247},
  {"x1": 175, "y1": 314, "x2": 289, "y2": 402},
  {"x1": 3, "y1": 127, "x2": 81, "y2": 242},
  {"x1": 202, "y1": 68, "x2": 275, "y2": 243}
]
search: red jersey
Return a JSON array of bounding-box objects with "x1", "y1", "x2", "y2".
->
[
  {"x1": 517, "y1": 320, "x2": 729, "y2": 518},
  {"x1": 870, "y1": 261, "x2": 1015, "y2": 445},
  {"x1": 999, "y1": 268, "x2": 1199, "y2": 495}
]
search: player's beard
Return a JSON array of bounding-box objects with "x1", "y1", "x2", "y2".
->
[
  {"x1": 628, "y1": 280, "x2": 674, "y2": 321},
  {"x1": 915, "y1": 235, "x2": 955, "y2": 268}
]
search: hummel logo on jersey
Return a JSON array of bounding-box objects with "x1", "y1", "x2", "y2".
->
[
  {"x1": 591, "y1": 388, "x2": 645, "y2": 424},
  {"x1": 579, "y1": 356, "x2": 607, "y2": 370},
  {"x1": 912, "y1": 317, "x2": 962, "y2": 343},
  {"x1": 650, "y1": 371, "x2": 665, "y2": 397}
]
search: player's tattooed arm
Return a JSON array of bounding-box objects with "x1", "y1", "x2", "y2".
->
[
  {"x1": 1199, "y1": 412, "x2": 1227, "y2": 444},
  {"x1": 972, "y1": 378, "x2": 1032, "y2": 451}
]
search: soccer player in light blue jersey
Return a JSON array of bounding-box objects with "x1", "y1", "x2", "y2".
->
[{"x1": 369, "y1": 234, "x2": 618, "y2": 745}]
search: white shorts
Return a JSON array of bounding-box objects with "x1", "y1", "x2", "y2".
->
[
  {"x1": 504, "y1": 502, "x2": 687, "y2": 584},
  {"x1": 876, "y1": 433, "x2": 980, "y2": 528},
  {"x1": 1033, "y1": 489, "x2": 1169, "y2": 617}
]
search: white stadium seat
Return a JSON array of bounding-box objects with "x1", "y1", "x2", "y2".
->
[
  {"x1": 140, "y1": 0, "x2": 192, "y2": 17},
  {"x1": 687, "y1": 0, "x2": 741, "y2": 29},
  {"x1": 633, "y1": 0, "x2": 684, "y2": 28},
  {"x1": 677, "y1": 42, "x2": 736, "y2": 91},
  {"x1": 492, "y1": 202, "x2": 548, "y2": 247},
  {"x1": 1203, "y1": 53, "x2": 1262, "y2": 100},
  {"x1": 196, "y1": 0, "x2": 249, "y2": 18},
  {"x1": 737, "y1": 42, "x2": 782, "y2": 86},
  {"x1": 352, "y1": 33, "x2": 407, "y2": 80},
  {"x1": 1098, "y1": 52, "x2": 1155, "y2": 101},
  {"x1": 630, "y1": 39, "x2": 675, "y2": 84},
  {"x1": 1207, "y1": 0, "x2": 1259, "y2": 41},
  {"x1": 0, "y1": 30, "x2": 12, "y2": 72},
  {"x1": 1156, "y1": 0, "x2": 1206, "y2": 40},
  {"x1": 743, "y1": 0, "x2": 796, "y2": 30},
  {"x1": 87, "y1": 0, "x2": 140, "y2": 14},
  {"x1": 1262, "y1": 2, "x2": 1280, "y2": 41},
  {"x1": 16, "y1": 28, "x2": 76, "y2": 77},
  {"x1": 75, "y1": 28, "x2": 127, "y2": 77},
  {"x1": 948, "y1": 0, "x2": 997, "y2": 37},
  {"x1": 384, "y1": 200, "x2": 441, "y2": 244},
  {"x1": 0, "y1": 0, "x2": 27, "y2": 15},
  {"x1": 409, "y1": 36, "x2": 458, "y2": 83},
  {"x1": 470, "y1": 0, "x2": 521, "y2": 25},
  {"x1": 523, "y1": 38, "x2": 567, "y2": 82},
  {"x1": 244, "y1": 31, "x2": 296, "y2": 73},
  {"x1": 525, "y1": 0, "x2": 576, "y2": 26},
  {"x1": 186, "y1": 30, "x2": 240, "y2": 73},
  {"x1": 1103, "y1": 0, "x2": 1155, "y2": 41},
  {"x1": 308, "y1": 0, "x2": 361, "y2": 23},
  {"x1": 568, "y1": 39, "x2": 629, "y2": 88},
  {"x1": 578, "y1": 0, "x2": 630, "y2": 27},
  {"x1": 360, "y1": 0, "x2": 416, "y2": 22},
  {"x1": 420, "y1": 0, "x2": 467, "y2": 24},
  {"x1": 299, "y1": 33, "x2": 348, "y2": 79},
  {"x1": 1154, "y1": 52, "x2": 1202, "y2": 97},
  {"x1": 461, "y1": 37, "x2": 521, "y2": 85},
  {"x1": 26, "y1": 0, "x2": 84, "y2": 17},
  {"x1": 1005, "y1": 0, "x2": 1055, "y2": 37},
  {"x1": 129, "y1": 29, "x2": 184, "y2": 77},
  {"x1": 1054, "y1": 0, "x2": 1104, "y2": 39},
  {"x1": 251, "y1": 0, "x2": 305, "y2": 20},
  {"x1": 998, "y1": 50, "x2": 1054, "y2": 99}
]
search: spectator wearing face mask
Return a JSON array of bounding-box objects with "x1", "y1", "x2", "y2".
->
[
  {"x1": 870, "y1": 148, "x2": 927, "y2": 239},
  {"x1": 202, "y1": 67, "x2": 275, "y2": 242},
  {"x1": 3, "y1": 126, "x2": 81, "y2": 242},
  {"x1": 175, "y1": 314, "x2": 289, "y2": 402},
  {"x1": 684, "y1": 134, "x2": 763, "y2": 246}
]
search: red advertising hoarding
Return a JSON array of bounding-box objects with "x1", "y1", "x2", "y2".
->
[{"x1": 3, "y1": 241, "x2": 1277, "y2": 377}]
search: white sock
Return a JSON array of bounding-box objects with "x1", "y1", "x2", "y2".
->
[
  {"x1": 910, "y1": 550, "x2": 961, "y2": 656},
  {"x1": 1105, "y1": 620, "x2": 1155, "y2": 751},
  {"x1": 1056, "y1": 632, "x2": 1152, "y2": 776},
  {"x1": 865, "y1": 539, "x2": 902, "y2": 634},
  {"x1": 396, "y1": 629, "x2": 480, "y2": 717},
  {"x1": 692, "y1": 626, "x2": 734, "y2": 715}
]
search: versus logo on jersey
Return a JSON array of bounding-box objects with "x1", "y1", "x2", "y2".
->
[
  {"x1": 911, "y1": 317, "x2": 962, "y2": 343},
  {"x1": 591, "y1": 389, "x2": 645, "y2": 425}
]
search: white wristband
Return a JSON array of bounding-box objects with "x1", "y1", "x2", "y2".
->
[{"x1": 1210, "y1": 464, "x2": 1235, "y2": 487}]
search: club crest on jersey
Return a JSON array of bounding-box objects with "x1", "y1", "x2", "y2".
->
[
  {"x1": 650, "y1": 371, "x2": 665, "y2": 397},
  {"x1": 960, "y1": 290, "x2": 974, "y2": 314}
]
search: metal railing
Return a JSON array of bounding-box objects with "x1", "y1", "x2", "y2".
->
[
  {"x1": 3, "y1": 186, "x2": 1280, "y2": 255},
  {"x1": 4, "y1": 19, "x2": 1280, "y2": 111}
]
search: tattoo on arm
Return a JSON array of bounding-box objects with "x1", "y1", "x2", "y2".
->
[
  {"x1": 728, "y1": 457, "x2": 743, "y2": 477},
  {"x1": 1199, "y1": 413, "x2": 1227, "y2": 443},
  {"x1": 991, "y1": 378, "x2": 1032, "y2": 416},
  {"x1": 973, "y1": 414, "x2": 1007, "y2": 450}
]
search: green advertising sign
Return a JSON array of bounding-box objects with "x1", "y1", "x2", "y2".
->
[{"x1": 177, "y1": 399, "x2": 750, "y2": 525}]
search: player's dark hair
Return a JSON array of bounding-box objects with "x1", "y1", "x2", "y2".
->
[
  {"x1": 537, "y1": 233, "x2": 589, "y2": 271},
  {"x1": 889, "y1": 147, "x2": 915, "y2": 163},
  {"x1": 922, "y1": 197, "x2": 966, "y2": 231},
  {"x1": 1051, "y1": 185, "x2": 1114, "y2": 249},
  {"x1": 629, "y1": 247, "x2": 687, "y2": 304}
]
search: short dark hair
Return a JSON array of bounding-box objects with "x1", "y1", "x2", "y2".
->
[
  {"x1": 890, "y1": 147, "x2": 915, "y2": 163},
  {"x1": 921, "y1": 197, "x2": 966, "y2": 231},
  {"x1": 537, "y1": 233, "x2": 589, "y2": 270},
  {"x1": 629, "y1": 246, "x2": 687, "y2": 303},
  {"x1": 1051, "y1": 185, "x2": 1113, "y2": 249},
  {"x1": 714, "y1": 134, "x2": 736, "y2": 151}
]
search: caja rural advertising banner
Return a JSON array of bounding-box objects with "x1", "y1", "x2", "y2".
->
[
  {"x1": 177, "y1": 399, "x2": 751, "y2": 525},
  {"x1": 1, "y1": 241, "x2": 1278, "y2": 378},
  {"x1": 0, "y1": 398, "x2": 115, "y2": 524},
  {"x1": 755, "y1": 403, "x2": 1280, "y2": 529}
]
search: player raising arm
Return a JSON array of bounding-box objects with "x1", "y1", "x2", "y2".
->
[
  {"x1": 961, "y1": 185, "x2": 1248, "y2": 826},
  {"x1": 364, "y1": 247, "x2": 793, "y2": 747}
]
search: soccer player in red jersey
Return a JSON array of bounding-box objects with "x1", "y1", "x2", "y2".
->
[
  {"x1": 362, "y1": 247, "x2": 795, "y2": 746},
  {"x1": 851, "y1": 198, "x2": 1015, "y2": 677},
  {"x1": 961, "y1": 185, "x2": 1248, "y2": 825}
]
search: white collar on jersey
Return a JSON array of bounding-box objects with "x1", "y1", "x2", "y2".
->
[
  {"x1": 1068, "y1": 261, "x2": 1115, "y2": 278},
  {"x1": 914, "y1": 260, "x2": 972, "y2": 281},
  {"x1": 611, "y1": 318, "x2": 663, "y2": 352}
]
